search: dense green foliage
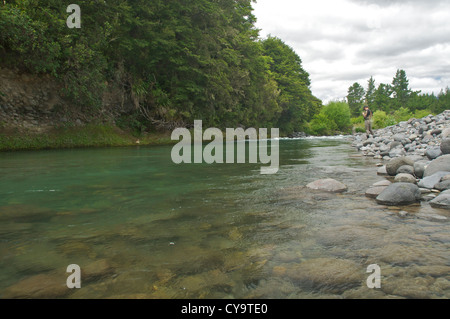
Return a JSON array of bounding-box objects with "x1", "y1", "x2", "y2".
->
[
  {"x1": 0, "y1": 124, "x2": 174, "y2": 151},
  {"x1": 308, "y1": 101, "x2": 351, "y2": 136},
  {"x1": 309, "y1": 67, "x2": 449, "y2": 136},
  {"x1": 347, "y1": 82, "x2": 365, "y2": 117},
  {"x1": 0, "y1": 0, "x2": 321, "y2": 134}
]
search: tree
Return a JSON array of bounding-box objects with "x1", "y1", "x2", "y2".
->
[
  {"x1": 347, "y1": 71, "x2": 447, "y2": 123},
  {"x1": 392, "y1": 69, "x2": 412, "y2": 109},
  {"x1": 435, "y1": 87, "x2": 450, "y2": 114},
  {"x1": 309, "y1": 101, "x2": 351, "y2": 135},
  {"x1": 366, "y1": 76, "x2": 376, "y2": 110},
  {"x1": 373, "y1": 83, "x2": 393, "y2": 113},
  {"x1": 262, "y1": 36, "x2": 321, "y2": 133},
  {"x1": 321, "y1": 101, "x2": 351, "y2": 132},
  {"x1": 347, "y1": 82, "x2": 365, "y2": 117},
  {"x1": 0, "y1": 0, "x2": 320, "y2": 134}
]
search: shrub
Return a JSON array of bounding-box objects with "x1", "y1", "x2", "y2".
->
[
  {"x1": 354, "y1": 125, "x2": 366, "y2": 133},
  {"x1": 310, "y1": 113, "x2": 338, "y2": 136},
  {"x1": 372, "y1": 110, "x2": 398, "y2": 129},
  {"x1": 307, "y1": 101, "x2": 352, "y2": 135},
  {"x1": 393, "y1": 107, "x2": 413, "y2": 122},
  {"x1": 414, "y1": 109, "x2": 433, "y2": 119},
  {"x1": 321, "y1": 101, "x2": 352, "y2": 132},
  {"x1": 351, "y1": 116, "x2": 364, "y2": 125},
  {"x1": 372, "y1": 110, "x2": 387, "y2": 129}
]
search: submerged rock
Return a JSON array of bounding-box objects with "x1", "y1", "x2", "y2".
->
[
  {"x1": 365, "y1": 186, "x2": 388, "y2": 198},
  {"x1": 285, "y1": 258, "x2": 362, "y2": 293},
  {"x1": 0, "y1": 205, "x2": 55, "y2": 222},
  {"x1": 306, "y1": 179, "x2": 348, "y2": 193},
  {"x1": 83, "y1": 259, "x2": 115, "y2": 282},
  {"x1": 377, "y1": 166, "x2": 388, "y2": 176},
  {"x1": 1, "y1": 273, "x2": 70, "y2": 299},
  {"x1": 372, "y1": 180, "x2": 391, "y2": 187}
]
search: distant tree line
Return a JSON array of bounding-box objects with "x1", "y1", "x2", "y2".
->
[
  {"x1": 306, "y1": 69, "x2": 450, "y2": 136},
  {"x1": 0, "y1": 0, "x2": 321, "y2": 135},
  {"x1": 347, "y1": 69, "x2": 450, "y2": 122}
]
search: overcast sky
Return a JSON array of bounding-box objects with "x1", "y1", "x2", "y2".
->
[{"x1": 253, "y1": 0, "x2": 450, "y2": 103}]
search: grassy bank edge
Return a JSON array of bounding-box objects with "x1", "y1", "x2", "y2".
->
[{"x1": 0, "y1": 124, "x2": 176, "y2": 152}]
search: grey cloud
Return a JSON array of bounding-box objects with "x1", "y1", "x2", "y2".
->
[
  {"x1": 356, "y1": 27, "x2": 450, "y2": 61},
  {"x1": 349, "y1": 0, "x2": 446, "y2": 7},
  {"x1": 254, "y1": 0, "x2": 450, "y2": 101}
]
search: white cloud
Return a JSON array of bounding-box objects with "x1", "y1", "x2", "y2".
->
[{"x1": 253, "y1": 0, "x2": 450, "y2": 103}]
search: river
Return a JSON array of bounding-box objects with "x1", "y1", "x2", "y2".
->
[{"x1": 0, "y1": 138, "x2": 449, "y2": 298}]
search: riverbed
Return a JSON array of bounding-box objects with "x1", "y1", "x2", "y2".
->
[{"x1": 0, "y1": 138, "x2": 449, "y2": 298}]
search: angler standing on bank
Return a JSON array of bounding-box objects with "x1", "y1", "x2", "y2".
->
[{"x1": 363, "y1": 105, "x2": 375, "y2": 138}]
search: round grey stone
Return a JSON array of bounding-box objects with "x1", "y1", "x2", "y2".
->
[
  {"x1": 394, "y1": 173, "x2": 417, "y2": 184},
  {"x1": 440, "y1": 138, "x2": 450, "y2": 155},
  {"x1": 396, "y1": 165, "x2": 415, "y2": 175},
  {"x1": 376, "y1": 183, "x2": 421, "y2": 206}
]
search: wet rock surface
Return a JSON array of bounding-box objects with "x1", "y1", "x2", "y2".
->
[
  {"x1": 376, "y1": 183, "x2": 421, "y2": 206},
  {"x1": 306, "y1": 178, "x2": 348, "y2": 193},
  {"x1": 352, "y1": 111, "x2": 450, "y2": 209}
]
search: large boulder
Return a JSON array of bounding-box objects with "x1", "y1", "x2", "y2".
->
[
  {"x1": 418, "y1": 171, "x2": 450, "y2": 189},
  {"x1": 440, "y1": 138, "x2": 450, "y2": 155},
  {"x1": 429, "y1": 190, "x2": 450, "y2": 209},
  {"x1": 306, "y1": 179, "x2": 348, "y2": 193},
  {"x1": 386, "y1": 157, "x2": 415, "y2": 176},
  {"x1": 434, "y1": 180, "x2": 450, "y2": 191},
  {"x1": 423, "y1": 155, "x2": 450, "y2": 177},
  {"x1": 376, "y1": 183, "x2": 421, "y2": 206}
]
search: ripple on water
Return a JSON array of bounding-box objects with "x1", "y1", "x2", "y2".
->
[{"x1": 1, "y1": 140, "x2": 449, "y2": 299}]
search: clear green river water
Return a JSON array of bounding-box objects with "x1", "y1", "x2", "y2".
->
[{"x1": 0, "y1": 138, "x2": 449, "y2": 298}]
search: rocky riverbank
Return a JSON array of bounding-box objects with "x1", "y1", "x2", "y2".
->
[{"x1": 350, "y1": 110, "x2": 450, "y2": 209}]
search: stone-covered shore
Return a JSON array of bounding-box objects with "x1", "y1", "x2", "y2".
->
[{"x1": 350, "y1": 110, "x2": 450, "y2": 209}]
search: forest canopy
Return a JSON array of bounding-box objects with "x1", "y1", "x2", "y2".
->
[{"x1": 0, "y1": 0, "x2": 322, "y2": 134}]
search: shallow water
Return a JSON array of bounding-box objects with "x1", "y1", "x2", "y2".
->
[{"x1": 0, "y1": 139, "x2": 449, "y2": 299}]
